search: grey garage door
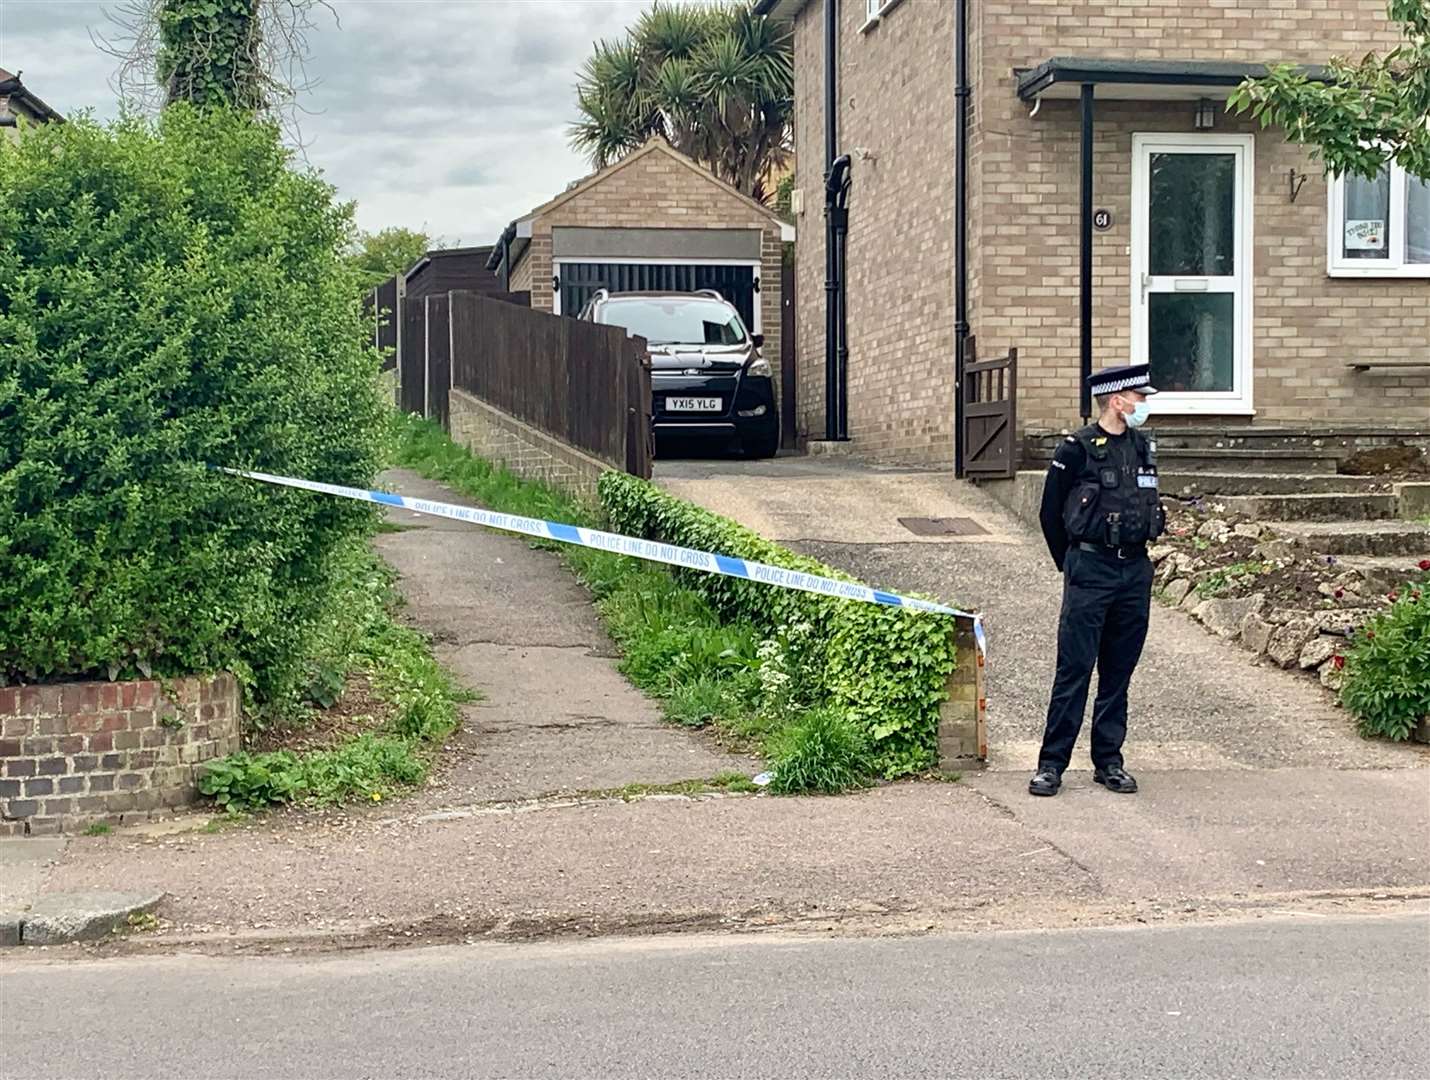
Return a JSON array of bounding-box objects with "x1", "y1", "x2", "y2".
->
[{"x1": 559, "y1": 263, "x2": 758, "y2": 331}]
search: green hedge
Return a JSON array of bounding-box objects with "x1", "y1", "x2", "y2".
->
[
  {"x1": 599, "y1": 473, "x2": 959, "y2": 778},
  {"x1": 0, "y1": 107, "x2": 384, "y2": 704}
]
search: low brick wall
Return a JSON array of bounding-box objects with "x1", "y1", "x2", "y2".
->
[
  {"x1": 938, "y1": 618, "x2": 988, "y2": 772},
  {"x1": 0, "y1": 673, "x2": 241, "y2": 836},
  {"x1": 449, "y1": 387, "x2": 610, "y2": 502}
]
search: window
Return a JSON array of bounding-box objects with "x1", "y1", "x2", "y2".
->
[
  {"x1": 1328, "y1": 163, "x2": 1430, "y2": 277},
  {"x1": 598, "y1": 297, "x2": 748, "y2": 347},
  {"x1": 864, "y1": 0, "x2": 904, "y2": 26}
]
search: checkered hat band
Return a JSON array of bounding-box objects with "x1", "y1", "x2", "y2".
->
[{"x1": 1096, "y1": 375, "x2": 1148, "y2": 393}]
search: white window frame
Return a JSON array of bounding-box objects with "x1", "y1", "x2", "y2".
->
[
  {"x1": 1327, "y1": 163, "x2": 1430, "y2": 279},
  {"x1": 552, "y1": 257, "x2": 763, "y2": 331},
  {"x1": 863, "y1": 0, "x2": 904, "y2": 29}
]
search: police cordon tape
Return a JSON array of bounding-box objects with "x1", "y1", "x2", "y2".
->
[{"x1": 220, "y1": 467, "x2": 987, "y2": 657}]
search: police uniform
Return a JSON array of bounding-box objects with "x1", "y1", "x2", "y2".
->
[{"x1": 1032, "y1": 364, "x2": 1166, "y2": 796}]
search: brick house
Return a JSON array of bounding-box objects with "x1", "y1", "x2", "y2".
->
[
  {"x1": 758, "y1": 0, "x2": 1428, "y2": 470},
  {"x1": 487, "y1": 137, "x2": 795, "y2": 431},
  {"x1": 0, "y1": 68, "x2": 63, "y2": 137}
]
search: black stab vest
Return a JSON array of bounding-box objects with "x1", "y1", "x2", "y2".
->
[{"x1": 1061, "y1": 425, "x2": 1166, "y2": 548}]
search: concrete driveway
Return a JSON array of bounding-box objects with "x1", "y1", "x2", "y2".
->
[{"x1": 655, "y1": 455, "x2": 1429, "y2": 775}]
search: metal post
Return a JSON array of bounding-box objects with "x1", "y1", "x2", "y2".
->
[
  {"x1": 1079, "y1": 83, "x2": 1095, "y2": 423},
  {"x1": 953, "y1": 0, "x2": 970, "y2": 476},
  {"x1": 423, "y1": 294, "x2": 432, "y2": 420},
  {"x1": 834, "y1": 165, "x2": 851, "y2": 441},
  {"x1": 823, "y1": 0, "x2": 841, "y2": 441}
]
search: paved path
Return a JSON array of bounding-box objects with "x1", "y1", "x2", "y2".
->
[
  {"x1": 7, "y1": 914, "x2": 1427, "y2": 1079},
  {"x1": 376, "y1": 469, "x2": 753, "y2": 803},
  {"x1": 657, "y1": 457, "x2": 1429, "y2": 774}
]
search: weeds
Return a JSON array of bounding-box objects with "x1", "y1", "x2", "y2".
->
[
  {"x1": 197, "y1": 540, "x2": 466, "y2": 814},
  {"x1": 83, "y1": 822, "x2": 111, "y2": 837},
  {"x1": 590, "y1": 773, "x2": 761, "y2": 801},
  {"x1": 766, "y1": 709, "x2": 872, "y2": 795},
  {"x1": 1195, "y1": 560, "x2": 1272, "y2": 598}
]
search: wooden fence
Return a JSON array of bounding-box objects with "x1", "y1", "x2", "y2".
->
[{"x1": 385, "y1": 288, "x2": 652, "y2": 479}]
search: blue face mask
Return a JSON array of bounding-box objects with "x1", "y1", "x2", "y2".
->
[{"x1": 1125, "y1": 401, "x2": 1151, "y2": 429}]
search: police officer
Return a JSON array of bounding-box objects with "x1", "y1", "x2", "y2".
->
[{"x1": 1030, "y1": 364, "x2": 1166, "y2": 798}]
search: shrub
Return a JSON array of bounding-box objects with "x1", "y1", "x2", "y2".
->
[
  {"x1": 1340, "y1": 571, "x2": 1430, "y2": 741},
  {"x1": 600, "y1": 473, "x2": 960, "y2": 778},
  {"x1": 0, "y1": 107, "x2": 385, "y2": 703},
  {"x1": 767, "y1": 708, "x2": 871, "y2": 795}
]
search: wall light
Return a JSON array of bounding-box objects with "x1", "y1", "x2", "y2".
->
[{"x1": 1194, "y1": 98, "x2": 1217, "y2": 130}]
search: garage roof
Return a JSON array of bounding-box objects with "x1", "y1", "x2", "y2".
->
[{"x1": 513, "y1": 136, "x2": 794, "y2": 241}]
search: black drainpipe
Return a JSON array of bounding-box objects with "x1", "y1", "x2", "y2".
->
[
  {"x1": 952, "y1": 0, "x2": 970, "y2": 477},
  {"x1": 1079, "y1": 83, "x2": 1095, "y2": 423},
  {"x1": 828, "y1": 156, "x2": 852, "y2": 440},
  {"x1": 486, "y1": 223, "x2": 515, "y2": 290},
  {"x1": 822, "y1": 0, "x2": 849, "y2": 442}
]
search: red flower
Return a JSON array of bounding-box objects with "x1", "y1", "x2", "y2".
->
[
  {"x1": 1332, "y1": 655, "x2": 1345, "y2": 670},
  {"x1": 1333, "y1": 589, "x2": 1344, "y2": 599},
  {"x1": 1418, "y1": 559, "x2": 1430, "y2": 572},
  {"x1": 1388, "y1": 592, "x2": 1398, "y2": 602}
]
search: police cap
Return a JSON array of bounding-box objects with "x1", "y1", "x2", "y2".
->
[{"x1": 1087, "y1": 364, "x2": 1159, "y2": 396}]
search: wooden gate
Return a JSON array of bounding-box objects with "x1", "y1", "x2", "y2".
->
[
  {"x1": 960, "y1": 337, "x2": 1018, "y2": 478},
  {"x1": 399, "y1": 298, "x2": 426, "y2": 415},
  {"x1": 373, "y1": 277, "x2": 399, "y2": 371},
  {"x1": 423, "y1": 294, "x2": 451, "y2": 429}
]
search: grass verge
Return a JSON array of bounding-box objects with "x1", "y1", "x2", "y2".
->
[
  {"x1": 392, "y1": 416, "x2": 869, "y2": 790},
  {"x1": 197, "y1": 539, "x2": 470, "y2": 814}
]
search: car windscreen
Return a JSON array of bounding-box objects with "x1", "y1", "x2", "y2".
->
[{"x1": 600, "y1": 298, "x2": 747, "y2": 346}]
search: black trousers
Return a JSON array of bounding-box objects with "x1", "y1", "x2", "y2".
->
[{"x1": 1039, "y1": 545, "x2": 1153, "y2": 771}]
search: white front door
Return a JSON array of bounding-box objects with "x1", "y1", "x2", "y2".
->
[{"x1": 1131, "y1": 134, "x2": 1255, "y2": 415}]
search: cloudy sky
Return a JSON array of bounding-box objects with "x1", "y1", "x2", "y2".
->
[{"x1": 0, "y1": 0, "x2": 656, "y2": 246}]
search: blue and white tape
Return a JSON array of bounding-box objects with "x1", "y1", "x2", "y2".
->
[{"x1": 221, "y1": 467, "x2": 987, "y2": 656}]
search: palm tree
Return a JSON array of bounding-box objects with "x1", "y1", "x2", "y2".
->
[{"x1": 569, "y1": 2, "x2": 793, "y2": 203}]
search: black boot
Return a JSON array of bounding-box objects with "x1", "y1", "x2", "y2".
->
[
  {"x1": 1029, "y1": 764, "x2": 1063, "y2": 797},
  {"x1": 1093, "y1": 765, "x2": 1138, "y2": 794}
]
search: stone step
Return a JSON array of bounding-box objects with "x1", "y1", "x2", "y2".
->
[
  {"x1": 1148, "y1": 426, "x2": 1429, "y2": 452},
  {"x1": 1219, "y1": 492, "x2": 1402, "y2": 522},
  {"x1": 1337, "y1": 555, "x2": 1430, "y2": 594},
  {"x1": 1156, "y1": 448, "x2": 1341, "y2": 474},
  {"x1": 1159, "y1": 472, "x2": 1391, "y2": 497},
  {"x1": 1268, "y1": 520, "x2": 1430, "y2": 557}
]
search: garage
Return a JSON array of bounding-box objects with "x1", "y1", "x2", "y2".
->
[{"x1": 487, "y1": 137, "x2": 794, "y2": 442}]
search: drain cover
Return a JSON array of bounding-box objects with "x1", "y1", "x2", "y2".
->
[{"x1": 897, "y1": 516, "x2": 987, "y2": 537}]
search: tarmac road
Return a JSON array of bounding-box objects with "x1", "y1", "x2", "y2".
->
[{"x1": 4, "y1": 913, "x2": 1426, "y2": 1079}]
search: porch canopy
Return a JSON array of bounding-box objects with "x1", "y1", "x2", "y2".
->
[
  {"x1": 1015, "y1": 57, "x2": 1332, "y2": 103},
  {"x1": 1013, "y1": 57, "x2": 1331, "y2": 417}
]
